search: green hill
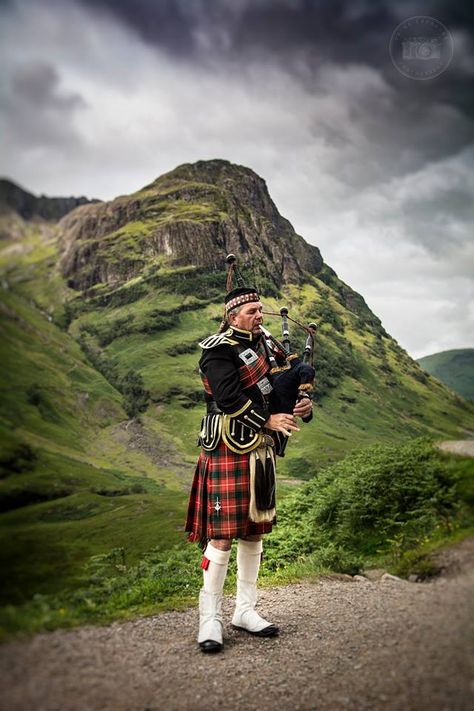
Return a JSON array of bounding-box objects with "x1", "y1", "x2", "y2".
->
[
  {"x1": 1, "y1": 160, "x2": 473, "y2": 635},
  {"x1": 418, "y1": 349, "x2": 474, "y2": 402}
]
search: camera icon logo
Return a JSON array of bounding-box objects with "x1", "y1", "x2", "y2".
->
[
  {"x1": 390, "y1": 17, "x2": 453, "y2": 80},
  {"x1": 402, "y1": 38, "x2": 441, "y2": 61}
]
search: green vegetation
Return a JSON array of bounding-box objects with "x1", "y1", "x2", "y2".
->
[
  {"x1": 1, "y1": 439, "x2": 472, "y2": 639},
  {"x1": 0, "y1": 448, "x2": 185, "y2": 603},
  {"x1": 417, "y1": 349, "x2": 474, "y2": 402},
  {"x1": 0, "y1": 287, "x2": 192, "y2": 637},
  {"x1": 1, "y1": 163, "x2": 474, "y2": 640},
  {"x1": 264, "y1": 438, "x2": 473, "y2": 574}
]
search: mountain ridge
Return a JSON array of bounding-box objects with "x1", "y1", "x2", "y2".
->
[
  {"x1": 0, "y1": 178, "x2": 100, "y2": 224},
  {"x1": 418, "y1": 348, "x2": 474, "y2": 402},
  {"x1": 57, "y1": 159, "x2": 323, "y2": 291}
]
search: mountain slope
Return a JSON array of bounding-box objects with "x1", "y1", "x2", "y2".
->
[
  {"x1": 1, "y1": 159, "x2": 473, "y2": 616},
  {"x1": 418, "y1": 349, "x2": 474, "y2": 402},
  {"x1": 55, "y1": 159, "x2": 474, "y2": 469},
  {"x1": 0, "y1": 286, "x2": 188, "y2": 604},
  {"x1": 58, "y1": 159, "x2": 322, "y2": 291}
]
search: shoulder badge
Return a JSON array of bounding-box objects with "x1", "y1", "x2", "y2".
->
[{"x1": 199, "y1": 328, "x2": 239, "y2": 349}]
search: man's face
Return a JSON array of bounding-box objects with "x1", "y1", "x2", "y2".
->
[{"x1": 230, "y1": 301, "x2": 263, "y2": 335}]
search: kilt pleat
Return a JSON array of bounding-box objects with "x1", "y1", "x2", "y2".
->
[{"x1": 185, "y1": 439, "x2": 274, "y2": 542}]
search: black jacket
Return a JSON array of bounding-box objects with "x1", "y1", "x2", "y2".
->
[{"x1": 199, "y1": 326, "x2": 272, "y2": 432}]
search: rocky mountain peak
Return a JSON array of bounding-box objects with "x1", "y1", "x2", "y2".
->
[
  {"x1": 58, "y1": 159, "x2": 323, "y2": 292},
  {"x1": 151, "y1": 159, "x2": 280, "y2": 222}
]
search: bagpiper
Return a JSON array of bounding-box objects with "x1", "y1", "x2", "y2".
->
[{"x1": 185, "y1": 278, "x2": 313, "y2": 653}]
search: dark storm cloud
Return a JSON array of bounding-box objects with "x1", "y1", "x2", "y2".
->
[
  {"x1": 77, "y1": 0, "x2": 196, "y2": 56},
  {"x1": 72, "y1": 0, "x2": 474, "y2": 174},
  {"x1": 1, "y1": 60, "x2": 86, "y2": 148},
  {"x1": 12, "y1": 62, "x2": 85, "y2": 111},
  {"x1": 76, "y1": 0, "x2": 474, "y2": 99},
  {"x1": 75, "y1": 0, "x2": 470, "y2": 60}
]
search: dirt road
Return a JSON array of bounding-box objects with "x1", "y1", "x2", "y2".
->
[
  {"x1": 1, "y1": 538, "x2": 473, "y2": 711},
  {"x1": 437, "y1": 440, "x2": 474, "y2": 457}
]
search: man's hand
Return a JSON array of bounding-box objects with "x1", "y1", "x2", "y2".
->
[
  {"x1": 293, "y1": 397, "x2": 313, "y2": 419},
  {"x1": 265, "y1": 413, "x2": 300, "y2": 437}
]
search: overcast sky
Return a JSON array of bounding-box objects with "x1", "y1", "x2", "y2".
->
[{"x1": 1, "y1": 0, "x2": 473, "y2": 359}]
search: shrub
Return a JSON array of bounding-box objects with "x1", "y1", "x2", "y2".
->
[
  {"x1": 311, "y1": 335, "x2": 360, "y2": 400},
  {"x1": 264, "y1": 438, "x2": 462, "y2": 574},
  {"x1": 26, "y1": 384, "x2": 61, "y2": 423},
  {"x1": 0, "y1": 441, "x2": 36, "y2": 478},
  {"x1": 120, "y1": 370, "x2": 150, "y2": 418},
  {"x1": 305, "y1": 301, "x2": 344, "y2": 332}
]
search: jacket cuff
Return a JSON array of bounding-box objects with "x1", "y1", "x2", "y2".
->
[{"x1": 230, "y1": 400, "x2": 269, "y2": 432}]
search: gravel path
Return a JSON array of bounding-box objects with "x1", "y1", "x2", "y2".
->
[
  {"x1": 1, "y1": 538, "x2": 473, "y2": 711},
  {"x1": 437, "y1": 440, "x2": 474, "y2": 457}
]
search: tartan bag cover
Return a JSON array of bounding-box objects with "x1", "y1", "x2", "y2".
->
[{"x1": 185, "y1": 439, "x2": 274, "y2": 541}]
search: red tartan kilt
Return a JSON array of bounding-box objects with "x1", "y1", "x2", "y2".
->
[{"x1": 185, "y1": 439, "x2": 274, "y2": 542}]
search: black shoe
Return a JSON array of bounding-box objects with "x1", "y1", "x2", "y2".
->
[
  {"x1": 232, "y1": 623, "x2": 279, "y2": 637},
  {"x1": 199, "y1": 639, "x2": 223, "y2": 653}
]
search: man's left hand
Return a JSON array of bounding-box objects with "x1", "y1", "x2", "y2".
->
[{"x1": 293, "y1": 398, "x2": 313, "y2": 419}]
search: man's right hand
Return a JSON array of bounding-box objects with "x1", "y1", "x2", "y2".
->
[{"x1": 265, "y1": 413, "x2": 300, "y2": 437}]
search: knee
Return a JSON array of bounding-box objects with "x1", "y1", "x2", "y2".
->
[
  {"x1": 241, "y1": 534, "x2": 262, "y2": 542},
  {"x1": 209, "y1": 539, "x2": 232, "y2": 551}
]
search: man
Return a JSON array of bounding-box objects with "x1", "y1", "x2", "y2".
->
[{"x1": 185, "y1": 286, "x2": 313, "y2": 653}]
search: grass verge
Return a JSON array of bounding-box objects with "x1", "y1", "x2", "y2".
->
[{"x1": 1, "y1": 438, "x2": 472, "y2": 642}]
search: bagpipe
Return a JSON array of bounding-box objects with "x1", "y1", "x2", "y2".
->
[{"x1": 225, "y1": 254, "x2": 317, "y2": 456}]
